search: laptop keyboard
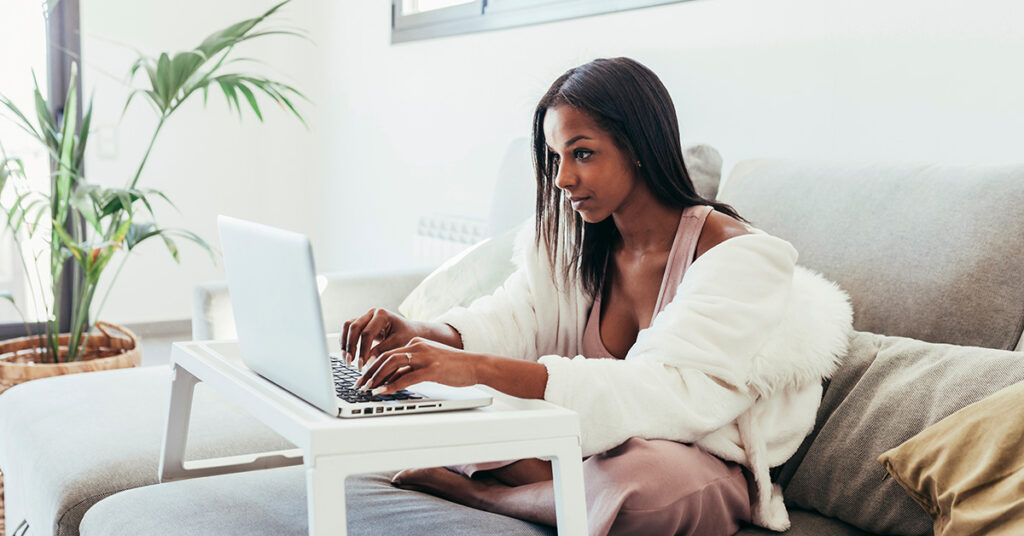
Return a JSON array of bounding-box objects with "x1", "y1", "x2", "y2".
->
[{"x1": 330, "y1": 356, "x2": 421, "y2": 404}]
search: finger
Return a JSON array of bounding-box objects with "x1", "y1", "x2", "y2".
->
[
  {"x1": 344, "y1": 310, "x2": 374, "y2": 366},
  {"x1": 343, "y1": 317, "x2": 366, "y2": 365},
  {"x1": 361, "y1": 349, "x2": 416, "y2": 391},
  {"x1": 340, "y1": 320, "x2": 353, "y2": 364},
  {"x1": 364, "y1": 333, "x2": 407, "y2": 364},
  {"x1": 357, "y1": 350, "x2": 404, "y2": 390},
  {"x1": 358, "y1": 309, "x2": 392, "y2": 368},
  {"x1": 358, "y1": 337, "x2": 433, "y2": 385},
  {"x1": 376, "y1": 368, "x2": 433, "y2": 395},
  {"x1": 355, "y1": 345, "x2": 405, "y2": 388},
  {"x1": 376, "y1": 362, "x2": 412, "y2": 389}
]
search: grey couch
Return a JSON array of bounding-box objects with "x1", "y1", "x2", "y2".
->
[{"x1": 2, "y1": 158, "x2": 1023, "y2": 535}]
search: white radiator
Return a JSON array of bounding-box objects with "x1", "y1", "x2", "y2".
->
[{"x1": 413, "y1": 215, "x2": 487, "y2": 267}]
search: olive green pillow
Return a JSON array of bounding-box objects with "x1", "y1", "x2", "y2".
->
[{"x1": 878, "y1": 380, "x2": 1024, "y2": 536}]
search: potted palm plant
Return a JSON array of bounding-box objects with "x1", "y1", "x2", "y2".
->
[
  {"x1": 0, "y1": 3, "x2": 308, "y2": 529},
  {"x1": 0, "y1": 0, "x2": 307, "y2": 389}
]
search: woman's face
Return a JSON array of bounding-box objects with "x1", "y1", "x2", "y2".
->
[{"x1": 542, "y1": 104, "x2": 641, "y2": 224}]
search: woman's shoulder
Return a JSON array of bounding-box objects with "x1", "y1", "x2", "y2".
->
[{"x1": 694, "y1": 209, "x2": 752, "y2": 260}]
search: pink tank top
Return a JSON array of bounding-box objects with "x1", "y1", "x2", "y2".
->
[{"x1": 581, "y1": 205, "x2": 714, "y2": 359}]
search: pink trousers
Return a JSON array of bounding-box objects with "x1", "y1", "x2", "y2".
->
[{"x1": 452, "y1": 437, "x2": 751, "y2": 536}]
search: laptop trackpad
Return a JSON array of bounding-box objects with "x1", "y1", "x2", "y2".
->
[{"x1": 410, "y1": 381, "x2": 491, "y2": 401}]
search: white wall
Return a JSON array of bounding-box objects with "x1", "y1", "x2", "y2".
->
[
  {"x1": 81, "y1": 0, "x2": 329, "y2": 325},
  {"x1": 77, "y1": 0, "x2": 1024, "y2": 324},
  {"x1": 321, "y1": 0, "x2": 1024, "y2": 274}
]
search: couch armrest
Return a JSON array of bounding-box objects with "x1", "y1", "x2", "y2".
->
[{"x1": 192, "y1": 268, "x2": 431, "y2": 341}]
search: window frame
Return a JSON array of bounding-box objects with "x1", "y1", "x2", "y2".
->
[{"x1": 391, "y1": 0, "x2": 693, "y2": 44}]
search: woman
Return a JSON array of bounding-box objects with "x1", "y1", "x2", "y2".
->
[{"x1": 342, "y1": 57, "x2": 852, "y2": 535}]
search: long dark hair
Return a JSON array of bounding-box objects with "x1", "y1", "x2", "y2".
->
[{"x1": 532, "y1": 57, "x2": 745, "y2": 298}]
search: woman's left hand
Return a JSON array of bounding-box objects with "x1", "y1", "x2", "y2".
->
[{"x1": 354, "y1": 337, "x2": 482, "y2": 395}]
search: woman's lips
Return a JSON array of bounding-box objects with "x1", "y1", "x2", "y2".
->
[{"x1": 570, "y1": 196, "x2": 590, "y2": 210}]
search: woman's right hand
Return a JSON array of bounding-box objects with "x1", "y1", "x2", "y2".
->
[{"x1": 340, "y1": 308, "x2": 462, "y2": 368}]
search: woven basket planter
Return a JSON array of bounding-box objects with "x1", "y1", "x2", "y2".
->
[
  {"x1": 0, "y1": 321, "x2": 142, "y2": 536},
  {"x1": 0, "y1": 322, "x2": 141, "y2": 393}
]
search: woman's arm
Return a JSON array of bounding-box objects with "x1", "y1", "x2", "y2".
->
[
  {"x1": 473, "y1": 354, "x2": 548, "y2": 399},
  {"x1": 353, "y1": 338, "x2": 548, "y2": 399},
  {"x1": 343, "y1": 225, "x2": 558, "y2": 397},
  {"x1": 343, "y1": 224, "x2": 555, "y2": 367},
  {"x1": 538, "y1": 233, "x2": 800, "y2": 455}
]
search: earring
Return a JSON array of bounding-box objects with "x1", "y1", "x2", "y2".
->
[{"x1": 636, "y1": 160, "x2": 642, "y2": 168}]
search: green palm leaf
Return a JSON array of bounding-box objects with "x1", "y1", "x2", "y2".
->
[
  {"x1": 32, "y1": 75, "x2": 59, "y2": 150},
  {"x1": 235, "y1": 82, "x2": 262, "y2": 121},
  {"x1": 124, "y1": 222, "x2": 214, "y2": 263},
  {"x1": 6, "y1": 191, "x2": 44, "y2": 233},
  {"x1": 52, "y1": 220, "x2": 87, "y2": 264},
  {"x1": 70, "y1": 185, "x2": 102, "y2": 233},
  {"x1": 122, "y1": 0, "x2": 307, "y2": 126},
  {"x1": 0, "y1": 92, "x2": 44, "y2": 145},
  {"x1": 154, "y1": 53, "x2": 173, "y2": 107},
  {"x1": 0, "y1": 155, "x2": 24, "y2": 193},
  {"x1": 24, "y1": 199, "x2": 48, "y2": 233},
  {"x1": 73, "y1": 98, "x2": 94, "y2": 172},
  {"x1": 195, "y1": 0, "x2": 293, "y2": 57},
  {"x1": 95, "y1": 186, "x2": 175, "y2": 217}
]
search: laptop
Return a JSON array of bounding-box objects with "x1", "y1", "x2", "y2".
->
[{"x1": 218, "y1": 215, "x2": 493, "y2": 418}]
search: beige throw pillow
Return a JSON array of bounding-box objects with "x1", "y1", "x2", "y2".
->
[{"x1": 878, "y1": 380, "x2": 1024, "y2": 536}]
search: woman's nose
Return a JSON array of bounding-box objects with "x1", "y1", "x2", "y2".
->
[{"x1": 554, "y1": 163, "x2": 575, "y2": 190}]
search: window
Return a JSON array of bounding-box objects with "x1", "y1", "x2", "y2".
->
[
  {"x1": 0, "y1": 0, "x2": 80, "y2": 339},
  {"x1": 1, "y1": 1, "x2": 51, "y2": 333},
  {"x1": 391, "y1": 0, "x2": 692, "y2": 43},
  {"x1": 401, "y1": 0, "x2": 477, "y2": 15}
]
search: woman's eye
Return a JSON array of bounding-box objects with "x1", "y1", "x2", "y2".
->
[{"x1": 574, "y1": 149, "x2": 593, "y2": 160}]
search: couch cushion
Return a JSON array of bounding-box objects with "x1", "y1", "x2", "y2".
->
[
  {"x1": 777, "y1": 331, "x2": 1024, "y2": 535},
  {"x1": 81, "y1": 466, "x2": 868, "y2": 536},
  {"x1": 80, "y1": 467, "x2": 554, "y2": 536},
  {"x1": 684, "y1": 143, "x2": 725, "y2": 201},
  {"x1": 735, "y1": 509, "x2": 869, "y2": 536},
  {"x1": 399, "y1": 225, "x2": 520, "y2": 322},
  {"x1": 0, "y1": 367, "x2": 293, "y2": 536},
  {"x1": 719, "y1": 160, "x2": 1024, "y2": 350}
]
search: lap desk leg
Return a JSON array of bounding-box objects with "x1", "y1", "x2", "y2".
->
[{"x1": 160, "y1": 362, "x2": 303, "y2": 482}]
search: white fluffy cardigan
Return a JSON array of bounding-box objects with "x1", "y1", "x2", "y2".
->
[{"x1": 437, "y1": 223, "x2": 853, "y2": 531}]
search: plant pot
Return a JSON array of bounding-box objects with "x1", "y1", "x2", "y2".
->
[
  {"x1": 0, "y1": 321, "x2": 141, "y2": 536},
  {"x1": 0, "y1": 321, "x2": 142, "y2": 394}
]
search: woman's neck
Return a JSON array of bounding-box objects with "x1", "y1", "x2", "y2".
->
[{"x1": 611, "y1": 190, "x2": 682, "y2": 255}]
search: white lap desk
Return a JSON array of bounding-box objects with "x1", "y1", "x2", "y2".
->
[{"x1": 159, "y1": 339, "x2": 587, "y2": 536}]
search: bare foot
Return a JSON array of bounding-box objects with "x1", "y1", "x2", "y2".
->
[
  {"x1": 391, "y1": 467, "x2": 506, "y2": 510},
  {"x1": 488, "y1": 458, "x2": 553, "y2": 487}
]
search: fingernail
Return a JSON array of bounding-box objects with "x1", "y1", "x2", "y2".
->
[{"x1": 371, "y1": 386, "x2": 387, "y2": 395}]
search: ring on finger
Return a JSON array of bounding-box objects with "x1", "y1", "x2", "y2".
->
[{"x1": 404, "y1": 352, "x2": 413, "y2": 367}]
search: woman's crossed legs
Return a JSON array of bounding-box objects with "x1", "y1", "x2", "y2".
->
[{"x1": 392, "y1": 438, "x2": 751, "y2": 536}]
